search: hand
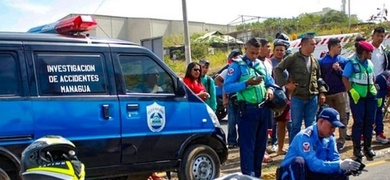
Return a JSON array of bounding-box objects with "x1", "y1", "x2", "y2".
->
[
  {"x1": 285, "y1": 82, "x2": 298, "y2": 91},
  {"x1": 266, "y1": 88, "x2": 274, "y2": 101},
  {"x1": 199, "y1": 92, "x2": 210, "y2": 99},
  {"x1": 340, "y1": 159, "x2": 361, "y2": 171},
  {"x1": 245, "y1": 76, "x2": 262, "y2": 86},
  {"x1": 349, "y1": 89, "x2": 360, "y2": 104},
  {"x1": 319, "y1": 93, "x2": 326, "y2": 105},
  {"x1": 332, "y1": 62, "x2": 341, "y2": 71},
  {"x1": 222, "y1": 96, "x2": 229, "y2": 107}
]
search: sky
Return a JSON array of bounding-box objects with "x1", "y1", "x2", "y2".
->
[{"x1": 0, "y1": 0, "x2": 388, "y2": 32}]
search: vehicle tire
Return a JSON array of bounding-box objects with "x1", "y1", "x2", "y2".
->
[
  {"x1": 178, "y1": 145, "x2": 220, "y2": 180},
  {"x1": 0, "y1": 168, "x2": 10, "y2": 180}
]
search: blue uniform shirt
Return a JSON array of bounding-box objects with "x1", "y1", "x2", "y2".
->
[
  {"x1": 224, "y1": 56, "x2": 275, "y2": 94},
  {"x1": 319, "y1": 54, "x2": 347, "y2": 95},
  {"x1": 342, "y1": 56, "x2": 370, "y2": 79},
  {"x1": 281, "y1": 124, "x2": 343, "y2": 174}
]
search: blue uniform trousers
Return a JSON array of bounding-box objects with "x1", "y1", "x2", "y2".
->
[
  {"x1": 277, "y1": 157, "x2": 349, "y2": 180},
  {"x1": 238, "y1": 104, "x2": 268, "y2": 178},
  {"x1": 349, "y1": 96, "x2": 376, "y2": 145}
]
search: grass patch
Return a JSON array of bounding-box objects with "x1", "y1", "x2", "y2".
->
[{"x1": 163, "y1": 50, "x2": 233, "y2": 77}]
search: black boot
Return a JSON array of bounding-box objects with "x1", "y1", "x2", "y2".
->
[
  {"x1": 364, "y1": 139, "x2": 376, "y2": 159},
  {"x1": 353, "y1": 145, "x2": 364, "y2": 159}
]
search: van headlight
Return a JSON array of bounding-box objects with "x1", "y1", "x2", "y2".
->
[{"x1": 206, "y1": 105, "x2": 221, "y2": 128}]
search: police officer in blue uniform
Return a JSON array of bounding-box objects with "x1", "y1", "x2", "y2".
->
[
  {"x1": 224, "y1": 37, "x2": 275, "y2": 178},
  {"x1": 277, "y1": 107, "x2": 361, "y2": 180}
]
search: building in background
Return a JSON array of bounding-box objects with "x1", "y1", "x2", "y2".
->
[{"x1": 62, "y1": 14, "x2": 235, "y2": 44}]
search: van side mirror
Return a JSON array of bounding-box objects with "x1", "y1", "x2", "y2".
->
[{"x1": 174, "y1": 77, "x2": 186, "y2": 97}]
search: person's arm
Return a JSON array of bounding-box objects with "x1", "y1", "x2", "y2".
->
[
  {"x1": 209, "y1": 78, "x2": 217, "y2": 111},
  {"x1": 316, "y1": 59, "x2": 327, "y2": 94},
  {"x1": 328, "y1": 136, "x2": 341, "y2": 161},
  {"x1": 294, "y1": 133, "x2": 342, "y2": 174},
  {"x1": 275, "y1": 56, "x2": 291, "y2": 87},
  {"x1": 224, "y1": 63, "x2": 246, "y2": 94},
  {"x1": 215, "y1": 69, "x2": 227, "y2": 88},
  {"x1": 342, "y1": 62, "x2": 353, "y2": 91}
]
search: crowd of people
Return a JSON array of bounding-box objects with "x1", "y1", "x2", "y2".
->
[{"x1": 182, "y1": 26, "x2": 390, "y2": 180}]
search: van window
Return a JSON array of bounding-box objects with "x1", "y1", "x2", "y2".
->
[
  {"x1": 0, "y1": 53, "x2": 20, "y2": 95},
  {"x1": 34, "y1": 53, "x2": 108, "y2": 95},
  {"x1": 119, "y1": 55, "x2": 174, "y2": 94}
]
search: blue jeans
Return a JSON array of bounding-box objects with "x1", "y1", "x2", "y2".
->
[
  {"x1": 271, "y1": 119, "x2": 277, "y2": 145},
  {"x1": 374, "y1": 90, "x2": 386, "y2": 135},
  {"x1": 290, "y1": 96, "x2": 318, "y2": 144},
  {"x1": 227, "y1": 99, "x2": 239, "y2": 145}
]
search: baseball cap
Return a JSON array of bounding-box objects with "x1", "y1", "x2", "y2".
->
[
  {"x1": 199, "y1": 59, "x2": 210, "y2": 66},
  {"x1": 358, "y1": 41, "x2": 374, "y2": 53},
  {"x1": 318, "y1": 107, "x2": 345, "y2": 128}
]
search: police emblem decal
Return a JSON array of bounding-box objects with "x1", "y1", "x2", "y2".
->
[
  {"x1": 146, "y1": 102, "x2": 166, "y2": 132},
  {"x1": 227, "y1": 68, "x2": 234, "y2": 76},
  {"x1": 303, "y1": 142, "x2": 310, "y2": 152}
]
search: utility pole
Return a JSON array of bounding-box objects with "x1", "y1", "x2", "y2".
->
[
  {"x1": 348, "y1": 0, "x2": 351, "y2": 30},
  {"x1": 181, "y1": 0, "x2": 192, "y2": 65}
]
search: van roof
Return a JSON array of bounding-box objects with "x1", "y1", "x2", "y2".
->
[{"x1": 0, "y1": 32, "x2": 138, "y2": 46}]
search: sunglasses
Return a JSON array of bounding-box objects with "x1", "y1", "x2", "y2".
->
[{"x1": 193, "y1": 68, "x2": 201, "y2": 72}]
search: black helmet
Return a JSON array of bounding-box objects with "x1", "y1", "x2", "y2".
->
[
  {"x1": 21, "y1": 135, "x2": 85, "y2": 180},
  {"x1": 227, "y1": 49, "x2": 242, "y2": 60},
  {"x1": 273, "y1": 39, "x2": 291, "y2": 49},
  {"x1": 267, "y1": 86, "x2": 287, "y2": 114},
  {"x1": 275, "y1": 32, "x2": 290, "y2": 41}
]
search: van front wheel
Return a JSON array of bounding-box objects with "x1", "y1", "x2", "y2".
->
[
  {"x1": 0, "y1": 168, "x2": 10, "y2": 180},
  {"x1": 178, "y1": 145, "x2": 220, "y2": 180}
]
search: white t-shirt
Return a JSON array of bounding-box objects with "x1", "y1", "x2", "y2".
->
[
  {"x1": 372, "y1": 45, "x2": 385, "y2": 76},
  {"x1": 218, "y1": 69, "x2": 228, "y2": 80}
]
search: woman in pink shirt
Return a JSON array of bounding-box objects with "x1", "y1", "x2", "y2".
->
[{"x1": 183, "y1": 62, "x2": 210, "y2": 101}]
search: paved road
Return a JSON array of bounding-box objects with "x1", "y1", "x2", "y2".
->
[{"x1": 351, "y1": 154, "x2": 390, "y2": 180}]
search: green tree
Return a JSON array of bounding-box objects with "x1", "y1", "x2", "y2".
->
[{"x1": 320, "y1": 10, "x2": 348, "y2": 24}]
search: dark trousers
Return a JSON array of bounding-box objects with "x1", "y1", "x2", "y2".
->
[
  {"x1": 349, "y1": 96, "x2": 376, "y2": 146},
  {"x1": 238, "y1": 104, "x2": 268, "y2": 178},
  {"x1": 277, "y1": 157, "x2": 349, "y2": 180}
]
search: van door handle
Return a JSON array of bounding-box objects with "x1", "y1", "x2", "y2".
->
[
  {"x1": 102, "y1": 104, "x2": 110, "y2": 120},
  {"x1": 127, "y1": 104, "x2": 139, "y2": 111}
]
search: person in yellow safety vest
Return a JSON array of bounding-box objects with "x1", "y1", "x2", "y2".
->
[
  {"x1": 342, "y1": 40, "x2": 377, "y2": 160},
  {"x1": 224, "y1": 37, "x2": 275, "y2": 178}
]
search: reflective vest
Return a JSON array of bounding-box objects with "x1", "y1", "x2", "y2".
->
[
  {"x1": 236, "y1": 60, "x2": 267, "y2": 104},
  {"x1": 350, "y1": 58, "x2": 377, "y2": 97}
]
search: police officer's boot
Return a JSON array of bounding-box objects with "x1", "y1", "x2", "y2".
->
[
  {"x1": 353, "y1": 143, "x2": 364, "y2": 159},
  {"x1": 363, "y1": 138, "x2": 376, "y2": 159}
]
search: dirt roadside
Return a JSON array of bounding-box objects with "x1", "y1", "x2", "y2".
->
[{"x1": 220, "y1": 119, "x2": 390, "y2": 179}]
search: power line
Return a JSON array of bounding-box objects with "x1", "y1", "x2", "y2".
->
[{"x1": 94, "y1": 0, "x2": 106, "y2": 14}]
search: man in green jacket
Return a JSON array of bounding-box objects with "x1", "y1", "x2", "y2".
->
[
  {"x1": 199, "y1": 59, "x2": 217, "y2": 112},
  {"x1": 275, "y1": 36, "x2": 328, "y2": 144}
]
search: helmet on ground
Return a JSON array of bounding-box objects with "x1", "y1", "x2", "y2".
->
[
  {"x1": 21, "y1": 135, "x2": 85, "y2": 180},
  {"x1": 267, "y1": 85, "x2": 287, "y2": 114}
]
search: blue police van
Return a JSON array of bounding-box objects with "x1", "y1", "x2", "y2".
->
[{"x1": 0, "y1": 15, "x2": 227, "y2": 180}]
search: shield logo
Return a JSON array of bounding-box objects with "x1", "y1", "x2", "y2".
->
[{"x1": 146, "y1": 102, "x2": 166, "y2": 132}]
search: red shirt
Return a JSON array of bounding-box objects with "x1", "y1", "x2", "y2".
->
[{"x1": 183, "y1": 77, "x2": 206, "y2": 101}]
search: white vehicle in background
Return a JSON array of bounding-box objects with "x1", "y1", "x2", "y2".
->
[{"x1": 289, "y1": 32, "x2": 390, "y2": 58}]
